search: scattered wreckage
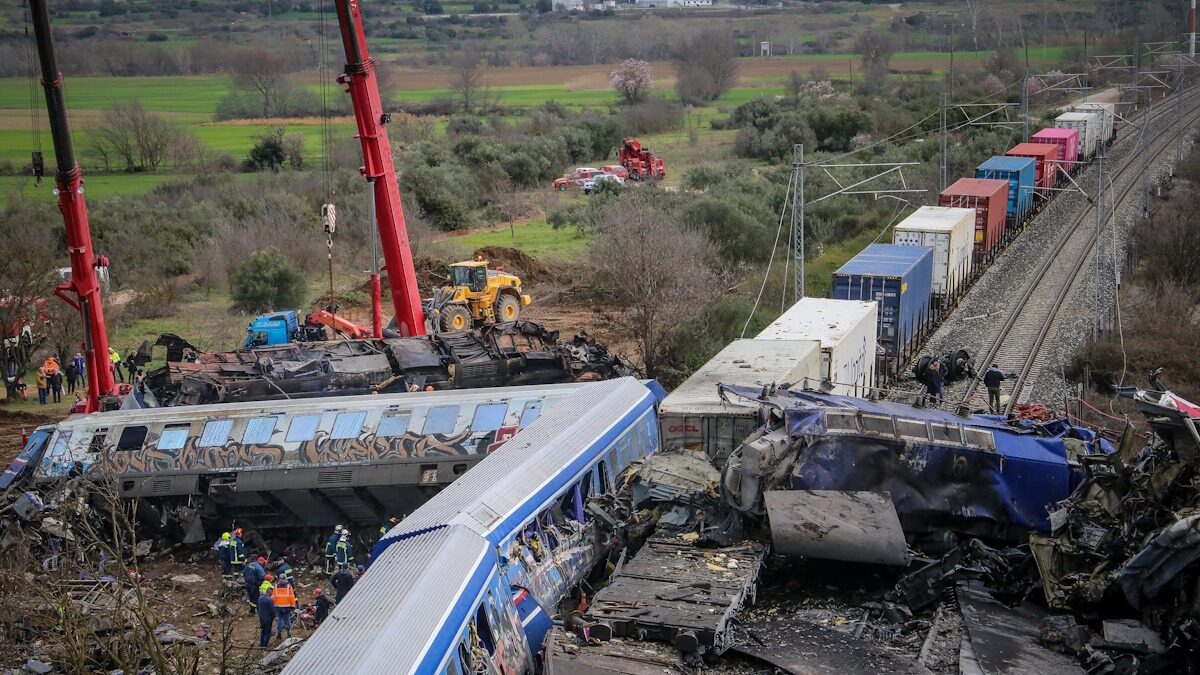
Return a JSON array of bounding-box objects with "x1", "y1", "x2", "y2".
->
[{"x1": 145, "y1": 321, "x2": 630, "y2": 407}]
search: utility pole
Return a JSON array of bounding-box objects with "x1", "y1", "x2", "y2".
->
[
  {"x1": 939, "y1": 92, "x2": 948, "y2": 191},
  {"x1": 1094, "y1": 137, "x2": 1104, "y2": 337},
  {"x1": 1021, "y1": 71, "x2": 1030, "y2": 141},
  {"x1": 1191, "y1": 0, "x2": 1197, "y2": 58},
  {"x1": 792, "y1": 144, "x2": 805, "y2": 301}
]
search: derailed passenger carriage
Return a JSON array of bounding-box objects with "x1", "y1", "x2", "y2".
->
[
  {"x1": 282, "y1": 377, "x2": 663, "y2": 675},
  {"x1": 3, "y1": 383, "x2": 598, "y2": 533}
]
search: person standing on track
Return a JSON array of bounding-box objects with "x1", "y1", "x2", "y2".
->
[
  {"x1": 922, "y1": 360, "x2": 944, "y2": 407},
  {"x1": 984, "y1": 364, "x2": 1016, "y2": 414}
]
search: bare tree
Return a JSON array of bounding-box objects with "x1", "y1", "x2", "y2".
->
[
  {"x1": 88, "y1": 100, "x2": 181, "y2": 173},
  {"x1": 855, "y1": 31, "x2": 897, "y2": 92},
  {"x1": 964, "y1": 0, "x2": 986, "y2": 51},
  {"x1": 230, "y1": 47, "x2": 293, "y2": 118},
  {"x1": 0, "y1": 206, "x2": 58, "y2": 398},
  {"x1": 451, "y1": 47, "x2": 488, "y2": 114},
  {"x1": 588, "y1": 191, "x2": 719, "y2": 378},
  {"x1": 673, "y1": 29, "x2": 739, "y2": 105}
]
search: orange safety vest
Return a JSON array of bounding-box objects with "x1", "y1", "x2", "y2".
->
[{"x1": 271, "y1": 585, "x2": 296, "y2": 608}]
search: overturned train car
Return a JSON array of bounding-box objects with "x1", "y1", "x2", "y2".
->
[
  {"x1": 3, "y1": 382, "x2": 609, "y2": 534},
  {"x1": 721, "y1": 386, "x2": 1113, "y2": 541},
  {"x1": 146, "y1": 320, "x2": 630, "y2": 407}
]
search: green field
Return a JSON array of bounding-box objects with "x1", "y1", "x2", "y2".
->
[
  {"x1": 433, "y1": 219, "x2": 591, "y2": 260},
  {"x1": 0, "y1": 173, "x2": 181, "y2": 208},
  {"x1": 0, "y1": 75, "x2": 233, "y2": 114}
]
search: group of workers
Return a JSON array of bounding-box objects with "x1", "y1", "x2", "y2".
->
[
  {"x1": 213, "y1": 517, "x2": 400, "y2": 648},
  {"x1": 920, "y1": 361, "x2": 1015, "y2": 415}
]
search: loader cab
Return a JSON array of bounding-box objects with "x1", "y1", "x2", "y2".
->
[{"x1": 450, "y1": 261, "x2": 489, "y2": 294}]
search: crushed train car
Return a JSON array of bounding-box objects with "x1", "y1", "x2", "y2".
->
[
  {"x1": 2, "y1": 382, "x2": 614, "y2": 535},
  {"x1": 145, "y1": 320, "x2": 631, "y2": 407},
  {"x1": 720, "y1": 386, "x2": 1113, "y2": 544}
]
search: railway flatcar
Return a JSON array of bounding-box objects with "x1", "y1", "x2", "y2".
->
[{"x1": 281, "y1": 377, "x2": 663, "y2": 675}]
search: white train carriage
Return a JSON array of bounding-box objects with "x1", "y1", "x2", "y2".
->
[{"x1": 282, "y1": 377, "x2": 663, "y2": 675}]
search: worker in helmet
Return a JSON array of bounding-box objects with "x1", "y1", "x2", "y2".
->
[
  {"x1": 256, "y1": 577, "x2": 276, "y2": 648},
  {"x1": 335, "y1": 532, "x2": 353, "y2": 570},
  {"x1": 313, "y1": 587, "x2": 333, "y2": 625},
  {"x1": 229, "y1": 528, "x2": 246, "y2": 575},
  {"x1": 325, "y1": 525, "x2": 343, "y2": 575},
  {"x1": 271, "y1": 574, "x2": 297, "y2": 640},
  {"x1": 378, "y1": 516, "x2": 400, "y2": 538},
  {"x1": 244, "y1": 555, "x2": 267, "y2": 605},
  {"x1": 214, "y1": 532, "x2": 232, "y2": 576}
]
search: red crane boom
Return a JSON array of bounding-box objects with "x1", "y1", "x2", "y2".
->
[
  {"x1": 333, "y1": 0, "x2": 426, "y2": 337},
  {"x1": 29, "y1": 0, "x2": 118, "y2": 412}
]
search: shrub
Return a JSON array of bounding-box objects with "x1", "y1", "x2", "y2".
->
[
  {"x1": 610, "y1": 59, "x2": 653, "y2": 104},
  {"x1": 400, "y1": 163, "x2": 481, "y2": 230},
  {"x1": 231, "y1": 249, "x2": 307, "y2": 314},
  {"x1": 244, "y1": 128, "x2": 287, "y2": 171},
  {"x1": 622, "y1": 100, "x2": 684, "y2": 136}
]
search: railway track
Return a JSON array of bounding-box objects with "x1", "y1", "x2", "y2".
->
[{"x1": 959, "y1": 87, "x2": 1200, "y2": 414}]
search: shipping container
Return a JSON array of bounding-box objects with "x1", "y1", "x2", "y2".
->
[
  {"x1": 757, "y1": 297, "x2": 878, "y2": 397},
  {"x1": 831, "y1": 244, "x2": 932, "y2": 364},
  {"x1": 1006, "y1": 142, "x2": 1061, "y2": 192},
  {"x1": 1071, "y1": 102, "x2": 1116, "y2": 144},
  {"x1": 1056, "y1": 111, "x2": 1099, "y2": 161},
  {"x1": 1032, "y1": 127, "x2": 1079, "y2": 179},
  {"x1": 659, "y1": 338, "x2": 821, "y2": 464},
  {"x1": 939, "y1": 178, "x2": 1009, "y2": 263},
  {"x1": 892, "y1": 206, "x2": 975, "y2": 303},
  {"x1": 976, "y1": 156, "x2": 1036, "y2": 226}
]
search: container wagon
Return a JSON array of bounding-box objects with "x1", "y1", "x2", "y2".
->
[
  {"x1": 1071, "y1": 102, "x2": 1116, "y2": 145},
  {"x1": 1056, "y1": 112, "x2": 1100, "y2": 162},
  {"x1": 1032, "y1": 127, "x2": 1080, "y2": 180},
  {"x1": 1006, "y1": 142, "x2": 1061, "y2": 195},
  {"x1": 756, "y1": 298, "x2": 878, "y2": 397},
  {"x1": 892, "y1": 206, "x2": 975, "y2": 306},
  {"x1": 938, "y1": 178, "x2": 1008, "y2": 264},
  {"x1": 831, "y1": 244, "x2": 933, "y2": 368},
  {"x1": 659, "y1": 338, "x2": 820, "y2": 465},
  {"x1": 976, "y1": 156, "x2": 1036, "y2": 231}
]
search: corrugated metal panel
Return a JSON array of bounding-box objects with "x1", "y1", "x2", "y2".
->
[
  {"x1": 661, "y1": 339, "x2": 821, "y2": 414},
  {"x1": 382, "y1": 378, "x2": 651, "y2": 540},
  {"x1": 938, "y1": 178, "x2": 1008, "y2": 257},
  {"x1": 976, "y1": 155, "x2": 1036, "y2": 222},
  {"x1": 282, "y1": 525, "x2": 489, "y2": 675},
  {"x1": 757, "y1": 298, "x2": 878, "y2": 396},
  {"x1": 893, "y1": 206, "x2": 975, "y2": 297},
  {"x1": 1055, "y1": 112, "x2": 1098, "y2": 159},
  {"x1": 1006, "y1": 142, "x2": 1060, "y2": 189}
]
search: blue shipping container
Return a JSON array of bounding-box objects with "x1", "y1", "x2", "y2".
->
[
  {"x1": 831, "y1": 243, "x2": 933, "y2": 357},
  {"x1": 976, "y1": 156, "x2": 1036, "y2": 225}
]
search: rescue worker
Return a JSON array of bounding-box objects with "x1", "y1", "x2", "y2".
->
[
  {"x1": 256, "y1": 580, "x2": 276, "y2": 648},
  {"x1": 923, "y1": 359, "x2": 944, "y2": 407},
  {"x1": 243, "y1": 556, "x2": 267, "y2": 604},
  {"x1": 324, "y1": 525, "x2": 343, "y2": 574},
  {"x1": 272, "y1": 575, "x2": 297, "y2": 640},
  {"x1": 331, "y1": 565, "x2": 355, "y2": 603},
  {"x1": 214, "y1": 532, "x2": 232, "y2": 576},
  {"x1": 379, "y1": 516, "x2": 400, "y2": 538},
  {"x1": 230, "y1": 528, "x2": 246, "y2": 574},
  {"x1": 313, "y1": 588, "x2": 333, "y2": 625},
  {"x1": 109, "y1": 347, "x2": 124, "y2": 383},
  {"x1": 983, "y1": 364, "x2": 1015, "y2": 414},
  {"x1": 335, "y1": 531, "x2": 353, "y2": 570},
  {"x1": 275, "y1": 559, "x2": 293, "y2": 583}
]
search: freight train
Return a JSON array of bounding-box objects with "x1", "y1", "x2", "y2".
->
[{"x1": 829, "y1": 103, "x2": 1120, "y2": 380}]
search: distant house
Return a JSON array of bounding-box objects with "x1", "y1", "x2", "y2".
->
[{"x1": 634, "y1": 0, "x2": 712, "y2": 6}]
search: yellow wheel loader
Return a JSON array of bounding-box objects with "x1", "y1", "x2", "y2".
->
[{"x1": 425, "y1": 260, "x2": 532, "y2": 333}]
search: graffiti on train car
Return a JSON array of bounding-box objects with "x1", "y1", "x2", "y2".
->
[{"x1": 94, "y1": 424, "x2": 524, "y2": 473}]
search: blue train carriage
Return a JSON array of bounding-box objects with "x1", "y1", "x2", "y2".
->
[
  {"x1": 831, "y1": 243, "x2": 933, "y2": 372},
  {"x1": 975, "y1": 155, "x2": 1036, "y2": 234},
  {"x1": 1, "y1": 383, "x2": 594, "y2": 531},
  {"x1": 281, "y1": 377, "x2": 664, "y2": 675}
]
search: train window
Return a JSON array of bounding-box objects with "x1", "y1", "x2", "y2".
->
[
  {"x1": 963, "y1": 428, "x2": 995, "y2": 451},
  {"x1": 861, "y1": 414, "x2": 895, "y2": 437},
  {"x1": 471, "y1": 403, "x2": 507, "y2": 433},
  {"x1": 896, "y1": 419, "x2": 929, "y2": 441},
  {"x1": 243, "y1": 417, "x2": 277, "y2": 444},
  {"x1": 331, "y1": 412, "x2": 367, "y2": 440},
  {"x1": 930, "y1": 423, "x2": 963, "y2": 445},
  {"x1": 377, "y1": 413, "x2": 410, "y2": 437},
  {"x1": 519, "y1": 401, "x2": 541, "y2": 428},
  {"x1": 286, "y1": 415, "x2": 321, "y2": 442},
  {"x1": 117, "y1": 426, "x2": 148, "y2": 451},
  {"x1": 88, "y1": 429, "x2": 108, "y2": 455},
  {"x1": 199, "y1": 419, "x2": 233, "y2": 448},
  {"x1": 474, "y1": 605, "x2": 496, "y2": 654},
  {"x1": 158, "y1": 425, "x2": 190, "y2": 451},
  {"x1": 598, "y1": 461, "x2": 611, "y2": 493},
  {"x1": 423, "y1": 406, "x2": 459, "y2": 435}
]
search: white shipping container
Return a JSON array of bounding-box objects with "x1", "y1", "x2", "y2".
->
[
  {"x1": 757, "y1": 297, "x2": 878, "y2": 397},
  {"x1": 659, "y1": 338, "x2": 821, "y2": 463},
  {"x1": 892, "y1": 206, "x2": 975, "y2": 299},
  {"x1": 1056, "y1": 112, "x2": 1098, "y2": 160},
  {"x1": 1071, "y1": 102, "x2": 1115, "y2": 143}
]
